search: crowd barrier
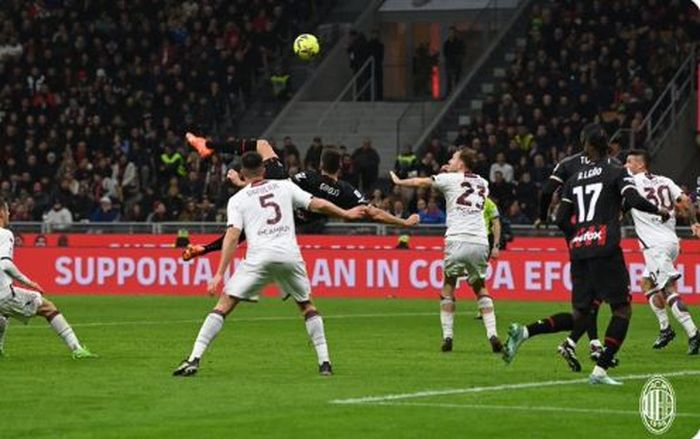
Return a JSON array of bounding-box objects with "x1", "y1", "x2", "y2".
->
[{"x1": 13, "y1": 235, "x2": 700, "y2": 304}]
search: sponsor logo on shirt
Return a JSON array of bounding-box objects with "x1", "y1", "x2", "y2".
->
[{"x1": 570, "y1": 225, "x2": 607, "y2": 248}]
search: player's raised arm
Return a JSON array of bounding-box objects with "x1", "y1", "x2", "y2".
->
[
  {"x1": 308, "y1": 198, "x2": 367, "y2": 221},
  {"x1": 366, "y1": 205, "x2": 420, "y2": 227},
  {"x1": 390, "y1": 171, "x2": 433, "y2": 188}
]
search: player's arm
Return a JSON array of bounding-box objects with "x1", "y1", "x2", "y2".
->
[
  {"x1": 621, "y1": 187, "x2": 668, "y2": 219},
  {"x1": 536, "y1": 177, "x2": 562, "y2": 226},
  {"x1": 366, "y1": 205, "x2": 420, "y2": 227},
  {"x1": 390, "y1": 171, "x2": 433, "y2": 188},
  {"x1": 207, "y1": 226, "x2": 241, "y2": 296},
  {"x1": 491, "y1": 217, "x2": 502, "y2": 259},
  {"x1": 308, "y1": 198, "x2": 367, "y2": 221},
  {"x1": 676, "y1": 193, "x2": 700, "y2": 237},
  {"x1": 0, "y1": 258, "x2": 44, "y2": 293}
]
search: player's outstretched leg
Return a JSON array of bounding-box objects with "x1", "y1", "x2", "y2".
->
[
  {"x1": 666, "y1": 292, "x2": 700, "y2": 355},
  {"x1": 589, "y1": 303, "x2": 630, "y2": 386},
  {"x1": 37, "y1": 297, "x2": 96, "y2": 359},
  {"x1": 503, "y1": 313, "x2": 573, "y2": 365},
  {"x1": 0, "y1": 315, "x2": 8, "y2": 356},
  {"x1": 174, "y1": 296, "x2": 238, "y2": 377},
  {"x1": 297, "y1": 301, "x2": 331, "y2": 375}
]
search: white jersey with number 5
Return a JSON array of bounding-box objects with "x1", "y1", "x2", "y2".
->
[
  {"x1": 630, "y1": 172, "x2": 682, "y2": 248},
  {"x1": 227, "y1": 179, "x2": 312, "y2": 262},
  {"x1": 432, "y1": 172, "x2": 489, "y2": 245}
]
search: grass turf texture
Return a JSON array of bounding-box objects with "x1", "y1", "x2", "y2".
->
[{"x1": 1, "y1": 296, "x2": 698, "y2": 438}]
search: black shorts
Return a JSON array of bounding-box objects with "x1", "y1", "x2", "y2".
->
[
  {"x1": 570, "y1": 247, "x2": 630, "y2": 309},
  {"x1": 264, "y1": 158, "x2": 287, "y2": 180}
]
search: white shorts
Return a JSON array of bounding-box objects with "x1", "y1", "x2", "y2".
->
[
  {"x1": 0, "y1": 285, "x2": 43, "y2": 323},
  {"x1": 223, "y1": 259, "x2": 311, "y2": 303},
  {"x1": 642, "y1": 242, "x2": 681, "y2": 293},
  {"x1": 443, "y1": 240, "x2": 489, "y2": 284}
]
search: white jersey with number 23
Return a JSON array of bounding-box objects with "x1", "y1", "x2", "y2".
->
[{"x1": 432, "y1": 172, "x2": 489, "y2": 246}]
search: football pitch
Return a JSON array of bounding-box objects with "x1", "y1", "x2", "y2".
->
[{"x1": 1, "y1": 296, "x2": 698, "y2": 438}]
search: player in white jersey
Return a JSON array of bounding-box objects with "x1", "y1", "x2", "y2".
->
[
  {"x1": 625, "y1": 150, "x2": 700, "y2": 355},
  {"x1": 173, "y1": 152, "x2": 367, "y2": 377},
  {"x1": 391, "y1": 148, "x2": 502, "y2": 353},
  {"x1": 0, "y1": 198, "x2": 95, "y2": 358}
]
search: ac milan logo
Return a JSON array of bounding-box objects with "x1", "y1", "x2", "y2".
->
[{"x1": 639, "y1": 375, "x2": 676, "y2": 435}]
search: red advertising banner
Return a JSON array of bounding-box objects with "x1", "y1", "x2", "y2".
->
[{"x1": 12, "y1": 237, "x2": 700, "y2": 303}]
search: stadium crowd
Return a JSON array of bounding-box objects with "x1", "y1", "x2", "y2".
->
[{"x1": 0, "y1": 0, "x2": 697, "y2": 227}]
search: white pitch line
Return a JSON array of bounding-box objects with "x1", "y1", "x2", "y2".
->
[
  {"x1": 330, "y1": 370, "x2": 700, "y2": 405},
  {"x1": 15, "y1": 311, "x2": 438, "y2": 330},
  {"x1": 368, "y1": 401, "x2": 700, "y2": 418}
]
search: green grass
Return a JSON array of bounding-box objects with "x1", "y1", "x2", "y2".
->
[{"x1": 1, "y1": 296, "x2": 698, "y2": 438}]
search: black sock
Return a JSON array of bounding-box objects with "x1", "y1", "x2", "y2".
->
[
  {"x1": 597, "y1": 315, "x2": 630, "y2": 369},
  {"x1": 567, "y1": 310, "x2": 590, "y2": 344},
  {"x1": 526, "y1": 313, "x2": 573, "y2": 338},
  {"x1": 586, "y1": 301, "x2": 600, "y2": 341}
]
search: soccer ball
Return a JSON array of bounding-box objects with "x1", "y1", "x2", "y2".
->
[{"x1": 293, "y1": 34, "x2": 320, "y2": 61}]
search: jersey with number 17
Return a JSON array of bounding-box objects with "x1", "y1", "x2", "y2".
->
[
  {"x1": 227, "y1": 179, "x2": 312, "y2": 263},
  {"x1": 432, "y1": 172, "x2": 489, "y2": 246},
  {"x1": 561, "y1": 162, "x2": 636, "y2": 259}
]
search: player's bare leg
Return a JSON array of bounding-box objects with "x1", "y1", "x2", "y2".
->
[
  {"x1": 472, "y1": 280, "x2": 501, "y2": 353},
  {"x1": 0, "y1": 315, "x2": 8, "y2": 356},
  {"x1": 644, "y1": 278, "x2": 675, "y2": 349},
  {"x1": 664, "y1": 283, "x2": 700, "y2": 355},
  {"x1": 37, "y1": 298, "x2": 96, "y2": 359},
  {"x1": 296, "y1": 300, "x2": 332, "y2": 375},
  {"x1": 439, "y1": 279, "x2": 456, "y2": 352},
  {"x1": 174, "y1": 295, "x2": 239, "y2": 377}
]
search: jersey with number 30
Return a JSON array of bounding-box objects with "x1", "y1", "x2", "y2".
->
[
  {"x1": 432, "y1": 172, "x2": 489, "y2": 245},
  {"x1": 630, "y1": 173, "x2": 682, "y2": 248},
  {"x1": 227, "y1": 179, "x2": 312, "y2": 262}
]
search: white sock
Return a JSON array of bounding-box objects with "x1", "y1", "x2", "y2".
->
[
  {"x1": 305, "y1": 314, "x2": 330, "y2": 364},
  {"x1": 522, "y1": 326, "x2": 529, "y2": 339},
  {"x1": 669, "y1": 295, "x2": 698, "y2": 338},
  {"x1": 648, "y1": 295, "x2": 669, "y2": 330},
  {"x1": 189, "y1": 312, "x2": 225, "y2": 361},
  {"x1": 589, "y1": 339, "x2": 603, "y2": 349},
  {"x1": 592, "y1": 365, "x2": 607, "y2": 376},
  {"x1": 48, "y1": 313, "x2": 81, "y2": 351},
  {"x1": 565, "y1": 337, "x2": 576, "y2": 348},
  {"x1": 0, "y1": 316, "x2": 8, "y2": 351},
  {"x1": 440, "y1": 298, "x2": 455, "y2": 339},
  {"x1": 478, "y1": 296, "x2": 497, "y2": 338}
]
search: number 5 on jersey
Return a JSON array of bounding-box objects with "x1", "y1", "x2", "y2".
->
[{"x1": 259, "y1": 194, "x2": 282, "y2": 224}]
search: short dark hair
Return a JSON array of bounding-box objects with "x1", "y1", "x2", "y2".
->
[
  {"x1": 627, "y1": 148, "x2": 651, "y2": 167},
  {"x1": 459, "y1": 148, "x2": 476, "y2": 169},
  {"x1": 580, "y1": 123, "x2": 608, "y2": 154},
  {"x1": 240, "y1": 151, "x2": 264, "y2": 174},
  {"x1": 320, "y1": 147, "x2": 341, "y2": 174}
]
